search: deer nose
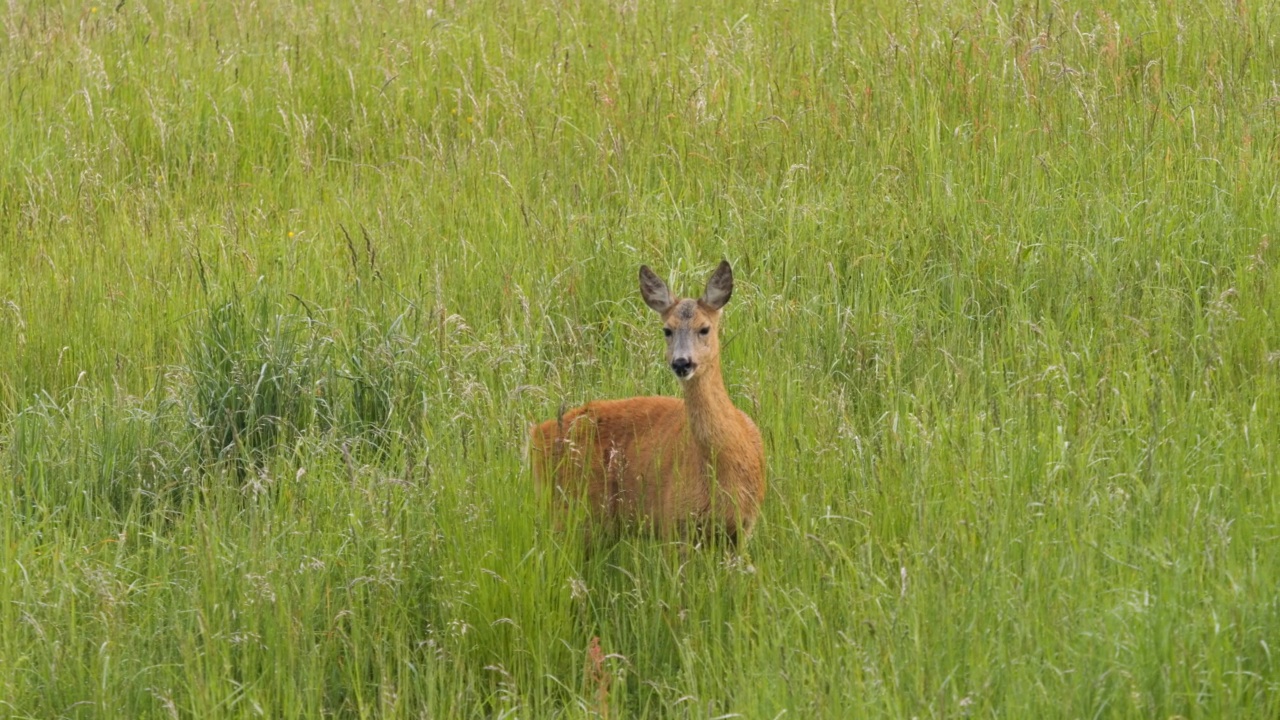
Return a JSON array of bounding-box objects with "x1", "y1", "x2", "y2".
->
[{"x1": 671, "y1": 358, "x2": 695, "y2": 377}]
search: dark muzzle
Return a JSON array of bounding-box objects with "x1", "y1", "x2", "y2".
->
[{"x1": 671, "y1": 358, "x2": 695, "y2": 378}]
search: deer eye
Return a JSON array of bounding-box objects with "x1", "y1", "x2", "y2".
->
[
  {"x1": 699, "y1": 327, "x2": 710, "y2": 335},
  {"x1": 663, "y1": 328, "x2": 673, "y2": 337}
]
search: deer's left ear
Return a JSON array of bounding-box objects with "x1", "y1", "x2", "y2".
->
[{"x1": 701, "y1": 260, "x2": 733, "y2": 311}]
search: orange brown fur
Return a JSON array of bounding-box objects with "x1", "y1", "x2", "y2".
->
[{"x1": 529, "y1": 262, "x2": 766, "y2": 547}]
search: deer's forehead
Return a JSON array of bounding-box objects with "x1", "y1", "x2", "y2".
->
[{"x1": 666, "y1": 299, "x2": 712, "y2": 325}]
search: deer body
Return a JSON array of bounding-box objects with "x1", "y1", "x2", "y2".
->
[{"x1": 530, "y1": 262, "x2": 766, "y2": 545}]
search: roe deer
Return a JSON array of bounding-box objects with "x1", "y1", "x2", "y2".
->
[{"x1": 529, "y1": 261, "x2": 766, "y2": 547}]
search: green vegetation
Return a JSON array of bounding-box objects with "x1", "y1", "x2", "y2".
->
[{"x1": 2, "y1": 0, "x2": 1279, "y2": 716}]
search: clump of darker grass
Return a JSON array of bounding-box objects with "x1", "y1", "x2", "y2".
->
[
  {"x1": 184, "y1": 288, "x2": 328, "y2": 476},
  {"x1": 183, "y1": 287, "x2": 433, "y2": 473},
  {"x1": 336, "y1": 307, "x2": 429, "y2": 447}
]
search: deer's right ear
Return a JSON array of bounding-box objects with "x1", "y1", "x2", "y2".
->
[{"x1": 639, "y1": 265, "x2": 674, "y2": 313}]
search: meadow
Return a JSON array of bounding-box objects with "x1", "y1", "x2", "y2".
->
[{"x1": 2, "y1": 0, "x2": 1279, "y2": 716}]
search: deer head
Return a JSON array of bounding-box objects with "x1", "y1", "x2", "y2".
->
[{"x1": 638, "y1": 260, "x2": 734, "y2": 382}]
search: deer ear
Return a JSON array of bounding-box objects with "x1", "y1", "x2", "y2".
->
[
  {"x1": 701, "y1": 260, "x2": 733, "y2": 310},
  {"x1": 639, "y1": 265, "x2": 674, "y2": 313}
]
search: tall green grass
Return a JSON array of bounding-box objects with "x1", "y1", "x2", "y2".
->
[{"x1": 2, "y1": 0, "x2": 1279, "y2": 716}]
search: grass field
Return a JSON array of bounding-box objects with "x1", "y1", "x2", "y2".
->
[{"x1": 3, "y1": 0, "x2": 1280, "y2": 716}]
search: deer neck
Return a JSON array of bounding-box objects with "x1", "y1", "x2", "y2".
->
[{"x1": 682, "y1": 358, "x2": 742, "y2": 454}]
